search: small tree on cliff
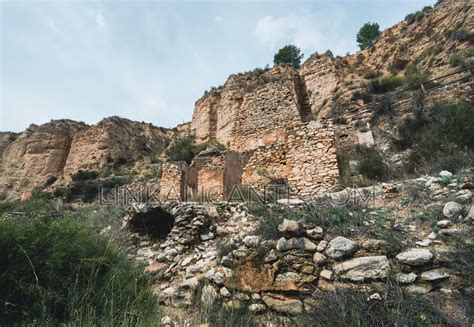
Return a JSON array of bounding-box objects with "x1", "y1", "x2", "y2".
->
[
  {"x1": 356, "y1": 22, "x2": 380, "y2": 50},
  {"x1": 273, "y1": 44, "x2": 304, "y2": 68}
]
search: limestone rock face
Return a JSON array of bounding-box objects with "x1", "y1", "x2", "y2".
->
[
  {"x1": 0, "y1": 117, "x2": 172, "y2": 199},
  {"x1": 0, "y1": 120, "x2": 87, "y2": 199},
  {"x1": 190, "y1": 65, "x2": 310, "y2": 151},
  {"x1": 333, "y1": 256, "x2": 390, "y2": 282},
  {"x1": 63, "y1": 116, "x2": 171, "y2": 180},
  {"x1": 299, "y1": 52, "x2": 340, "y2": 119},
  {"x1": 325, "y1": 237, "x2": 357, "y2": 259}
]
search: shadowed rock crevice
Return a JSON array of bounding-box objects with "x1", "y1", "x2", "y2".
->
[{"x1": 129, "y1": 207, "x2": 175, "y2": 238}]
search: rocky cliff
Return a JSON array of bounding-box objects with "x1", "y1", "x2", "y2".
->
[
  {"x1": 1, "y1": 0, "x2": 472, "y2": 200},
  {"x1": 0, "y1": 117, "x2": 173, "y2": 200}
]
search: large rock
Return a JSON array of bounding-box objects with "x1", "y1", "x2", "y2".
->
[
  {"x1": 278, "y1": 219, "x2": 304, "y2": 237},
  {"x1": 325, "y1": 237, "x2": 357, "y2": 259},
  {"x1": 333, "y1": 256, "x2": 390, "y2": 282},
  {"x1": 276, "y1": 237, "x2": 317, "y2": 251},
  {"x1": 443, "y1": 202, "x2": 463, "y2": 219},
  {"x1": 274, "y1": 272, "x2": 302, "y2": 291},
  {"x1": 420, "y1": 269, "x2": 450, "y2": 281},
  {"x1": 306, "y1": 226, "x2": 324, "y2": 240},
  {"x1": 396, "y1": 248, "x2": 433, "y2": 266},
  {"x1": 396, "y1": 272, "x2": 417, "y2": 284},
  {"x1": 262, "y1": 295, "x2": 303, "y2": 315}
]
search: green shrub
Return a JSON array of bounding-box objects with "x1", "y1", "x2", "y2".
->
[
  {"x1": 448, "y1": 54, "x2": 464, "y2": 67},
  {"x1": 370, "y1": 76, "x2": 404, "y2": 93},
  {"x1": 404, "y1": 63, "x2": 428, "y2": 87},
  {"x1": 356, "y1": 146, "x2": 388, "y2": 181},
  {"x1": 0, "y1": 200, "x2": 159, "y2": 325},
  {"x1": 165, "y1": 137, "x2": 225, "y2": 164},
  {"x1": 363, "y1": 70, "x2": 381, "y2": 79},
  {"x1": 371, "y1": 95, "x2": 394, "y2": 123},
  {"x1": 397, "y1": 101, "x2": 474, "y2": 175},
  {"x1": 351, "y1": 90, "x2": 372, "y2": 104},
  {"x1": 72, "y1": 169, "x2": 99, "y2": 181}
]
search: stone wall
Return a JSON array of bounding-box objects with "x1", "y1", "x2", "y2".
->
[
  {"x1": 299, "y1": 52, "x2": 340, "y2": 119},
  {"x1": 241, "y1": 144, "x2": 287, "y2": 192},
  {"x1": 232, "y1": 81, "x2": 302, "y2": 151},
  {"x1": 159, "y1": 161, "x2": 188, "y2": 200},
  {"x1": 286, "y1": 122, "x2": 339, "y2": 196}
]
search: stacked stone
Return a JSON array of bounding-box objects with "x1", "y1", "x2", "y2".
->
[
  {"x1": 286, "y1": 122, "x2": 339, "y2": 196},
  {"x1": 241, "y1": 143, "x2": 287, "y2": 192},
  {"x1": 158, "y1": 162, "x2": 188, "y2": 200}
]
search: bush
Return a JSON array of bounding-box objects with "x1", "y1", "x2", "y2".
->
[
  {"x1": 165, "y1": 137, "x2": 225, "y2": 164},
  {"x1": 363, "y1": 70, "x2": 381, "y2": 79},
  {"x1": 351, "y1": 90, "x2": 372, "y2": 104},
  {"x1": 370, "y1": 76, "x2": 404, "y2": 94},
  {"x1": 371, "y1": 95, "x2": 394, "y2": 123},
  {"x1": 273, "y1": 44, "x2": 304, "y2": 68},
  {"x1": 72, "y1": 170, "x2": 99, "y2": 181},
  {"x1": 397, "y1": 101, "x2": 474, "y2": 175},
  {"x1": 404, "y1": 63, "x2": 428, "y2": 87},
  {"x1": 448, "y1": 54, "x2": 464, "y2": 67},
  {"x1": 44, "y1": 176, "x2": 58, "y2": 187},
  {"x1": 356, "y1": 146, "x2": 388, "y2": 181},
  {"x1": 356, "y1": 22, "x2": 380, "y2": 50},
  {"x1": 0, "y1": 200, "x2": 159, "y2": 325}
]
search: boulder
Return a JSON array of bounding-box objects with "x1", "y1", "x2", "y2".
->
[
  {"x1": 439, "y1": 170, "x2": 453, "y2": 178},
  {"x1": 274, "y1": 272, "x2": 302, "y2": 290},
  {"x1": 437, "y1": 220, "x2": 452, "y2": 228},
  {"x1": 420, "y1": 269, "x2": 450, "y2": 281},
  {"x1": 249, "y1": 303, "x2": 267, "y2": 313},
  {"x1": 325, "y1": 237, "x2": 357, "y2": 259},
  {"x1": 306, "y1": 226, "x2": 324, "y2": 240},
  {"x1": 243, "y1": 235, "x2": 261, "y2": 248},
  {"x1": 396, "y1": 248, "x2": 433, "y2": 265},
  {"x1": 276, "y1": 237, "x2": 317, "y2": 251},
  {"x1": 333, "y1": 256, "x2": 390, "y2": 282},
  {"x1": 278, "y1": 219, "x2": 304, "y2": 236},
  {"x1": 443, "y1": 202, "x2": 463, "y2": 219},
  {"x1": 317, "y1": 240, "x2": 328, "y2": 252},
  {"x1": 396, "y1": 272, "x2": 417, "y2": 284},
  {"x1": 312, "y1": 252, "x2": 327, "y2": 266},
  {"x1": 262, "y1": 295, "x2": 303, "y2": 315}
]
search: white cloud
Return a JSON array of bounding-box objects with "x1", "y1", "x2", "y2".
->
[
  {"x1": 96, "y1": 13, "x2": 105, "y2": 29},
  {"x1": 255, "y1": 14, "x2": 322, "y2": 52}
]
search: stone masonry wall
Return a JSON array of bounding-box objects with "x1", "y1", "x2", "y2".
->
[
  {"x1": 286, "y1": 122, "x2": 339, "y2": 196},
  {"x1": 241, "y1": 144, "x2": 287, "y2": 192},
  {"x1": 197, "y1": 154, "x2": 226, "y2": 200},
  {"x1": 232, "y1": 81, "x2": 302, "y2": 151},
  {"x1": 159, "y1": 162, "x2": 188, "y2": 200}
]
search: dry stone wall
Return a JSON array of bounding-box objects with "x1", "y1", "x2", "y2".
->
[
  {"x1": 159, "y1": 162, "x2": 188, "y2": 200},
  {"x1": 286, "y1": 122, "x2": 339, "y2": 196}
]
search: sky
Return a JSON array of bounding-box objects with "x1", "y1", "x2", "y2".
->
[{"x1": 0, "y1": 0, "x2": 434, "y2": 132}]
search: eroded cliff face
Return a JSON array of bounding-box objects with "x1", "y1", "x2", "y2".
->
[
  {"x1": 63, "y1": 116, "x2": 172, "y2": 180},
  {"x1": 190, "y1": 0, "x2": 473, "y2": 145},
  {"x1": 0, "y1": 120, "x2": 87, "y2": 199},
  {"x1": 0, "y1": 117, "x2": 173, "y2": 199},
  {"x1": 191, "y1": 65, "x2": 312, "y2": 151}
]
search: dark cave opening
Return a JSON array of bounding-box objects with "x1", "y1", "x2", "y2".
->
[{"x1": 128, "y1": 207, "x2": 175, "y2": 238}]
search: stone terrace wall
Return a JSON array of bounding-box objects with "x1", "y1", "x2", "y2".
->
[
  {"x1": 159, "y1": 162, "x2": 188, "y2": 200},
  {"x1": 286, "y1": 122, "x2": 339, "y2": 196},
  {"x1": 197, "y1": 154, "x2": 226, "y2": 200},
  {"x1": 241, "y1": 144, "x2": 287, "y2": 192},
  {"x1": 232, "y1": 81, "x2": 302, "y2": 152}
]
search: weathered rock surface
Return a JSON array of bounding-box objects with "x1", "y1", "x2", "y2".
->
[
  {"x1": 262, "y1": 295, "x2": 303, "y2": 315},
  {"x1": 443, "y1": 202, "x2": 463, "y2": 219},
  {"x1": 276, "y1": 237, "x2": 317, "y2": 252},
  {"x1": 333, "y1": 256, "x2": 390, "y2": 282},
  {"x1": 325, "y1": 237, "x2": 357, "y2": 259},
  {"x1": 396, "y1": 248, "x2": 433, "y2": 266}
]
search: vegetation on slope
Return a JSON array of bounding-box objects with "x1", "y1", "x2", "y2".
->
[{"x1": 0, "y1": 193, "x2": 160, "y2": 326}]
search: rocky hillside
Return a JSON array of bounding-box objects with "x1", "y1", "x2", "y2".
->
[
  {"x1": 1, "y1": 0, "x2": 472, "y2": 200},
  {"x1": 0, "y1": 117, "x2": 174, "y2": 200}
]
